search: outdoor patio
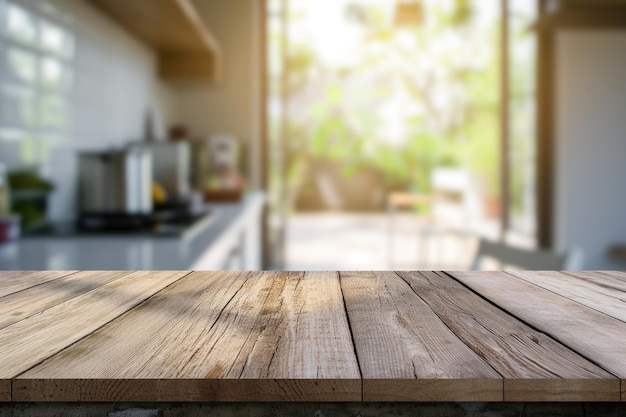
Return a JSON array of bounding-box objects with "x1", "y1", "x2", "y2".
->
[{"x1": 284, "y1": 212, "x2": 486, "y2": 271}]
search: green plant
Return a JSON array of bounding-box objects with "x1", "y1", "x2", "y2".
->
[
  {"x1": 277, "y1": 0, "x2": 502, "y2": 210},
  {"x1": 8, "y1": 170, "x2": 53, "y2": 191}
]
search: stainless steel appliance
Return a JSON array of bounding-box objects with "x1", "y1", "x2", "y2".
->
[
  {"x1": 144, "y1": 142, "x2": 191, "y2": 202},
  {"x1": 77, "y1": 147, "x2": 153, "y2": 218}
]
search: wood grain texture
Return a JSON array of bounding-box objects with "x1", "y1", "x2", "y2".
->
[
  {"x1": 449, "y1": 272, "x2": 626, "y2": 380},
  {"x1": 597, "y1": 270, "x2": 626, "y2": 280},
  {"x1": 0, "y1": 380, "x2": 9, "y2": 402},
  {"x1": 0, "y1": 271, "x2": 78, "y2": 297},
  {"x1": 503, "y1": 379, "x2": 621, "y2": 403},
  {"x1": 0, "y1": 271, "x2": 133, "y2": 330},
  {"x1": 13, "y1": 379, "x2": 355, "y2": 403},
  {"x1": 398, "y1": 271, "x2": 618, "y2": 401},
  {"x1": 18, "y1": 271, "x2": 360, "y2": 402},
  {"x1": 567, "y1": 271, "x2": 626, "y2": 293},
  {"x1": 15, "y1": 270, "x2": 250, "y2": 401},
  {"x1": 224, "y1": 271, "x2": 361, "y2": 401},
  {"x1": 3, "y1": 270, "x2": 624, "y2": 403},
  {"x1": 0, "y1": 271, "x2": 190, "y2": 379},
  {"x1": 340, "y1": 271, "x2": 502, "y2": 402},
  {"x1": 507, "y1": 271, "x2": 626, "y2": 323}
]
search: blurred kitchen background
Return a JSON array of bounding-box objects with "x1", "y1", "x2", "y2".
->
[{"x1": 1, "y1": 0, "x2": 625, "y2": 271}]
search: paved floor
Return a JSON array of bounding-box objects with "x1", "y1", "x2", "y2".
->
[{"x1": 284, "y1": 212, "x2": 481, "y2": 271}]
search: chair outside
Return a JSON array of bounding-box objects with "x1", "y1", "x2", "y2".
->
[
  {"x1": 419, "y1": 168, "x2": 476, "y2": 269},
  {"x1": 472, "y1": 238, "x2": 583, "y2": 271}
]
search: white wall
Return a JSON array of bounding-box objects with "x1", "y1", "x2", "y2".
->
[
  {"x1": 0, "y1": 0, "x2": 177, "y2": 222},
  {"x1": 50, "y1": 0, "x2": 179, "y2": 222},
  {"x1": 173, "y1": 0, "x2": 263, "y2": 188},
  {"x1": 555, "y1": 30, "x2": 626, "y2": 269},
  {"x1": 0, "y1": 0, "x2": 261, "y2": 223}
]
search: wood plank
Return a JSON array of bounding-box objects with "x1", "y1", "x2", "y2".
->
[
  {"x1": 16, "y1": 271, "x2": 361, "y2": 402},
  {"x1": 13, "y1": 378, "x2": 360, "y2": 403},
  {"x1": 159, "y1": 52, "x2": 217, "y2": 80},
  {"x1": 450, "y1": 271, "x2": 626, "y2": 401},
  {"x1": 340, "y1": 271, "x2": 502, "y2": 402},
  {"x1": 0, "y1": 380, "x2": 9, "y2": 402},
  {"x1": 224, "y1": 271, "x2": 361, "y2": 400},
  {"x1": 562, "y1": 271, "x2": 626, "y2": 402},
  {"x1": 509, "y1": 270, "x2": 626, "y2": 323},
  {"x1": 0, "y1": 271, "x2": 189, "y2": 380},
  {"x1": 0, "y1": 271, "x2": 133, "y2": 330},
  {"x1": 89, "y1": 0, "x2": 216, "y2": 52},
  {"x1": 397, "y1": 271, "x2": 618, "y2": 401},
  {"x1": 0, "y1": 271, "x2": 78, "y2": 298},
  {"x1": 598, "y1": 271, "x2": 626, "y2": 279},
  {"x1": 14, "y1": 270, "x2": 249, "y2": 401},
  {"x1": 89, "y1": 0, "x2": 222, "y2": 81},
  {"x1": 578, "y1": 271, "x2": 626, "y2": 292}
]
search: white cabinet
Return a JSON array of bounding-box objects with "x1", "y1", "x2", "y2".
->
[{"x1": 190, "y1": 193, "x2": 264, "y2": 270}]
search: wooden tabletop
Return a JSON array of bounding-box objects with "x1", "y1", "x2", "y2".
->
[{"x1": 0, "y1": 270, "x2": 624, "y2": 403}]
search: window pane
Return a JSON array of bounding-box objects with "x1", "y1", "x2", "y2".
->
[
  {"x1": 37, "y1": 132, "x2": 67, "y2": 163},
  {"x1": 508, "y1": 0, "x2": 537, "y2": 239},
  {"x1": 41, "y1": 19, "x2": 74, "y2": 58},
  {"x1": 39, "y1": 95, "x2": 69, "y2": 128},
  {"x1": 1, "y1": 0, "x2": 75, "y2": 169},
  {"x1": 511, "y1": 99, "x2": 535, "y2": 147},
  {"x1": 0, "y1": 128, "x2": 37, "y2": 165},
  {"x1": 19, "y1": 130, "x2": 38, "y2": 163},
  {"x1": 0, "y1": 127, "x2": 32, "y2": 167},
  {"x1": 5, "y1": 3, "x2": 37, "y2": 44},
  {"x1": 0, "y1": 127, "x2": 26, "y2": 142},
  {"x1": 0, "y1": 84, "x2": 35, "y2": 127},
  {"x1": 39, "y1": 0, "x2": 73, "y2": 26},
  {"x1": 6, "y1": 47, "x2": 37, "y2": 84},
  {"x1": 41, "y1": 56, "x2": 72, "y2": 90}
]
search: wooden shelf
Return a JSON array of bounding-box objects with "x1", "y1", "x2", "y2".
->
[
  {"x1": 89, "y1": 0, "x2": 222, "y2": 81},
  {"x1": 532, "y1": 4, "x2": 626, "y2": 31}
]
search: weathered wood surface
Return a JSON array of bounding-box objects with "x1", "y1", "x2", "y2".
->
[
  {"x1": 0, "y1": 271, "x2": 133, "y2": 330},
  {"x1": 0, "y1": 271, "x2": 78, "y2": 298},
  {"x1": 508, "y1": 270, "x2": 626, "y2": 322},
  {"x1": 397, "y1": 271, "x2": 618, "y2": 401},
  {"x1": 0, "y1": 271, "x2": 190, "y2": 379},
  {"x1": 0, "y1": 270, "x2": 624, "y2": 402},
  {"x1": 450, "y1": 270, "x2": 626, "y2": 401},
  {"x1": 589, "y1": 271, "x2": 626, "y2": 289},
  {"x1": 0, "y1": 381, "x2": 8, "y2": 402},
  {"x1": 224, "y1": 271, "x2": 361, "y2": 400},
  {"x1": 340, "y1": 271, "x2": 501, "y2": 401},
  {"x1": 15, "y1": 271, "x2": 251, "y2": 401},
  {"x1": 16, "y1": 271, "x2": 360, "y2": 402}
]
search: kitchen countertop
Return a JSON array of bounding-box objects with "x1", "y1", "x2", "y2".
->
[
  {"x1": 0, "y1": 269, "x2": 624, "y2": 403},
  {"x1": 0, "y1": 192, "x2": 264, "y2": 270}
]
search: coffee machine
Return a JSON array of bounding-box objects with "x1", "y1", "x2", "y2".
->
[{"x1": 77, "y1": 146, "x2": 153, "y2": 230}]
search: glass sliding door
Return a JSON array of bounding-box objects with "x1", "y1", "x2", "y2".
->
[{"x1": 506, "y1": 0, "x2": 539, "y2": 247}]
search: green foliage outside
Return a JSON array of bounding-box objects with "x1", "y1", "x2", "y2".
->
[{"x1": 274, "y1": 0, "x2": 505, "y2": 210}]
